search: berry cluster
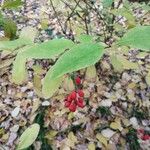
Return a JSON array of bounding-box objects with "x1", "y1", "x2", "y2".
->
[
  {"x1": 64, "y1": 76, "x2": 85, "y2": 112},
  {"x1": 137, "y1": 129, "x2": 150, "y2": 141}
]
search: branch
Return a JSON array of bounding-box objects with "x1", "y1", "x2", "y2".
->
[{"x1": 49, "y1": 0, "x2": 65, "y2": 34}]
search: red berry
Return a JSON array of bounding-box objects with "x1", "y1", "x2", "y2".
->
[
  {"x1": 77, "y1": 90, "x2": 84, "y2": 97},
  {"x1": 75, "y1": 77, "x2": 81, "y2": 85},
  {"x1": 137, "y1": 129, "x2": 144, "y2": 134},
  {"x1": 141, "y1": 135, "x2": 150, "y2": 141},
  {"x1": 67, "y1": 95, "x2": 72, "y2": 102},
  {"x1": 77, "y1": 98, "x2": 84, "y2": 108},
  {"x1": 69, "y1": 103, "x2": 77, "y2": 112},
  {"x1": 70, "y1": 91, "x2": 77, "y2": 100},
  {"x1": 65, "y1": 101, "x2": 71, "y2": 107}
]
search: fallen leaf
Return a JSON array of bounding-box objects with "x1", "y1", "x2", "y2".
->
[
  {"x1": 0, "y1": 58, "x2": 14, "y2": 69},
  {"x1": 31, "y1": 99, "x2": 40, "y2": 114},
  {"x1": 88, "y1": 143, "x2": 96, "y2": 150},
  {"x1": 110, "y1": 122, "x2": 123, "y2": 131},
  {"x1": 85, "y1": 65, "x2": 97, "y2": 82},
  {"x1": 145, "y1": 70, "x2": 150, "y2": 86},
  {"x1": 45, "y1": 130, "x2": 58, "y2": 141},
  {"x1": 65, "y1": 132, "x2": 78, "y2": 148},
  {"x1": 33, "y1": 74, "x2": 43, "y2": 97},
  {"x1": 101, "y1": 128, "x2": 116, "y2": 139},
  {"x1": 96, "y1": 133, "x2": 108, "y2": 147}
]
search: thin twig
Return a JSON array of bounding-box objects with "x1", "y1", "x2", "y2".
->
[{"x1": 49, "y1": 0, "x2": 65, "y2": 34}]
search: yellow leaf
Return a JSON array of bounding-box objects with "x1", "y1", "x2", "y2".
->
[
  {"x1": 45, "y1": 130, "x2": 58, "y2": 141},
  {"x1": 68, "y1": 112, "x2": 74, "y2": 120},
  {"x1": 128, "y1": 82, "x2": 136, "y2": 89},
  {"x1": 33, "y1": 64, "x2": 45, "y2": 75},
  {"x1": 146, "y1": 70, "x2": 150, "y2": 86},
  {"x1": 33, "y1": 74, "x2": 43, "y2": 97},
  {"x1": 85, "y1": 65, "x2": 97, "y2": 82},
  {"x1": 65, "y1": 132, "x2": 78, "y2": 148},
  {"x1": 31, "y1": 99, "x2": 40, "y2": 114},
  {"x1": 41, "y1": 19, "x2": 49, "y2": 29},
  {"x1": 88, "y1": 143, "x2": 96, "y2": 150},
  {"x1": 96, "y1": 133, "x2": 107, "y2": 147},
  {"x1": 68, "y1": 132, "x2": 78, "y2": 143},
  {"x1": 110, "y1": 122, "x2": 123, "y2": 131}
]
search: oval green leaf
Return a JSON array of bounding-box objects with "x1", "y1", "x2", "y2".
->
[
  {"x1": 17, "y1": 123, "x2": 40, "y2": 150},
  {"x1": 117, "y1": 26, "x2": 150, "y2": 51},
  {"x1": 12, "y1": 39, "x2": 73, "y2": 84},
  {"x1": 48, "y1": 43, "x2": 105, "y2": 79},
  {"x1": 0, "y1": 26, "x2": 37, "y2": 51}
]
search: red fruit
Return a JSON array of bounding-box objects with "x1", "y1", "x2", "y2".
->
[
  {"x1": 77, "y1": 98, "x2": 84, "y2": 108},
  {"x1": 141, "y1": 135, "x2": 150, "y2": 141},
  {"x1": 65, "y1": 101, "x2": 71, "y2": 107},
  {"x1": 69, "y1": 103, "x2": 77, "y2": 112},
  {"x1": 75, "y1": 77, "x2": 81, "y2": 85},
  {"x1": 67, "y1": 95, "x2": 72, "y2": 102},
  {"x1": 77, "y1": 90, "x2": 84, "y2": 97},
  {"x1": 70, "y1": 91, "x2": 77, "y2": 100},
  {"x1": 137, "y1": 129, "x2": 144, "y2": 134}
]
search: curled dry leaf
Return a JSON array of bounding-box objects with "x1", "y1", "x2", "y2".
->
[
  {"x1": 31, "y1": 99, "x2": 41, "y2": 114},
  {"x1": 63, "y1": 76, "x2": 75, "y2": 91}
]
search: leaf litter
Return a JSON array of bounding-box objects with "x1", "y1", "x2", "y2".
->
[{"x1": 0, "y1": 0, "x2": 150, "y2": 150}]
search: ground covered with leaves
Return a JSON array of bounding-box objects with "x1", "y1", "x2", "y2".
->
[{"x1": 0, "y1": 0, "x2": 150, "y2": 150}]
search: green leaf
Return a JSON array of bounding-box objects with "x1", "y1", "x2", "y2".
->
[
  {"x1": 102, "y1": 0, "x2": 113, "y2": 8},
  {"x1": 17, "y1": 123, "x2": 40, "y2": 150},
  {"x1": 111, "y1": 7, "x2": 136, "y2": 28},
  {"x1": 2, "y1": 0, "x2": 23, "y2": 9},
  {"x1": 76, "y1": 34, "x2": 94, "y2": 43},
  {"x1": 0, "y1": 17, "x2": 17, "y2": 39},
  {"x1": 12, "y1": 39, "x2": 74, "y2": 84},
  {"x1": 0, "y1": 26, "x2": 37, "y2": 51},
  {"x1": 0, "y1": 38, "x2": 31, "y2": 51},
  {"x1": 48, "y1": 43, "x2": 105, "y2": 79},
  {"x1": 117, "y1": 26, "x2": 150, "y2": 51},
  {"x1": 110, "y1": 54, "x2": 138, "y2": 72},
  {"x1": 110, "y1": 54, "x2": 124, "y2": 72},
  {"x1": 11, "y1": 47, "x2": 29, "y2": 84},
  {"x1": 22, "y1": 39, "x2": 74, "y2": 59},
  {"x1": 3, "y1": 18, "x2": 17, "y2": 39},
  {"x1": 42, "y1": 75, "x2": 63, "y2": 99}
]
